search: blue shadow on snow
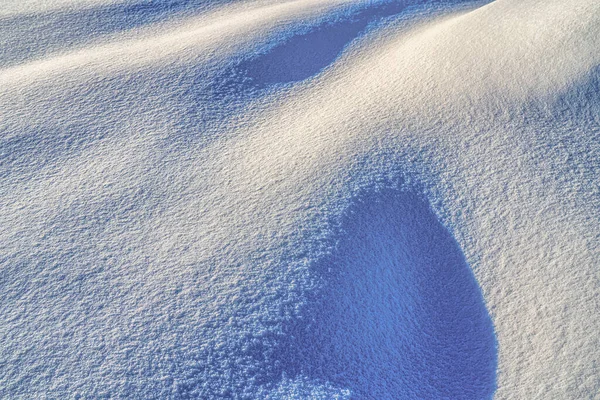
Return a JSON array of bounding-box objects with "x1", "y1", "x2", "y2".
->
[
  {"x1": 238, "y1": 1, "x2": 410, "y2": 88},
  {"x1": 275, "y1": 187, "x2": 498, "y2": 398}
]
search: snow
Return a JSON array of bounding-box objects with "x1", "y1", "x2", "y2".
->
[{"x1": 1, "y1": 0, "x2": 599, "y2": 398}]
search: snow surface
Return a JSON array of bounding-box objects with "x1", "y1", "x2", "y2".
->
[{"x1": 1, "y1": 0, "x2": 599, "y2": 398}]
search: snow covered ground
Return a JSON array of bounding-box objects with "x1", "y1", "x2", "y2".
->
[{"x1": 1, "y1": 0, "x2": 599, "y2": 398}]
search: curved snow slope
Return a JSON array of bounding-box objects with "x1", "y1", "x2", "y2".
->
[
  {"x1": 1, "y1": 0, "x2": 599, "y2": 398},
  {"x1": 278, "y1": 188, "x2": 496, "y2": 398},
  {"x1": 0, "y1": 0, "x2": 242, "y2": 67}
]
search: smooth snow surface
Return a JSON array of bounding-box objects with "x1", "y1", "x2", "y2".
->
[{"x1": 1, "y1": 0, "x2": 599, "y2": 398}]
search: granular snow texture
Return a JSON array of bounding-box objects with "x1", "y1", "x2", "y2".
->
[{"x1": 1, "y1": 0, "x2": 599, "y2": 398}]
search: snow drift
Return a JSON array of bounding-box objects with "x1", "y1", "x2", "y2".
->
[{"x1": 1, "y1": 0, "x2": 599, "y2": 398}]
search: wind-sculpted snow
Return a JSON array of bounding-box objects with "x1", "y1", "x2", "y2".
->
[
  {"x1": 273, "y1": 188, "x2": 496, "y2": 398},
  {"x1": 1, "y1": 0, "x2": 599, "y2": 398}
]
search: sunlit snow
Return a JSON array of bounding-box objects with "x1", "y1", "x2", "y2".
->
[{"x1": 1, "y1": 0, "x2": 598, "y2": 398}]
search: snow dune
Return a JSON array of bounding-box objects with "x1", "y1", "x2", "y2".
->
[{"x1": 1, "y1": 0, "x2": 599, "y2": 398}]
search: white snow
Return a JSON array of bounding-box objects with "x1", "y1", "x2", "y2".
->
[{"x1": 1, "y1": 0, "x2": 599, "y2": 398}]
